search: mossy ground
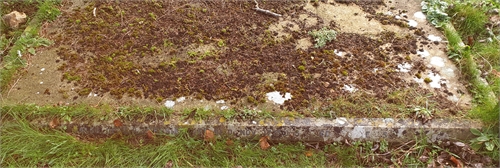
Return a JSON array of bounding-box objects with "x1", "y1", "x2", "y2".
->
[{"x1": 1, "y1": 0, "x2": 471, "y2": 120}]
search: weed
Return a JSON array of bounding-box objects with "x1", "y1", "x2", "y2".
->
[
  {"x1": 163, "y1": 39, "x2": 173, "y2": 48},
  {"x1": 187, "y1": 51, "x2": 198, "y2": 57},
  {"x1": 421, "y1": 0, "x2": 450, "y2": 27},
  {"x1": 470, "y1": 128, "x2": 500, "y2": 152},
  {"x1": 36, "y1": 0, "x2": 61, "y2": 21},
  {"x1": 217, "y1": 39, "x2": 225, "y2": 47},
  {"x1": 308, "y1": 27, "x2": 337, "y2": 48},
  {"x1": 148, "y1": 12, "x2": 157, "y2": 21}
]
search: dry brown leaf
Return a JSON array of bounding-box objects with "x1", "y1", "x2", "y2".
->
[
  {"x1": 113, "y1": 119, "x2": 123, "y2": 127},
  {"x1": 146, "y1": 130, "x2": 155, "y2": 139},
  {"x1": 491, "y1": 69, "x2": 500, "y2": 77},
  {"x1": 226, "y1": 139, "x2": 234, "y2": 146},
  {"x1": 49, "y1": 118, "x2": 59, "y2": 129},
  {"x1": 204, "y1": 129, "x2": 215, "y2": 142},
  {"x1": 305, "y1": 150, "x2": 313, "y2": 157},
  {"x1": 450, "y1": 156, "x2": 463, "y2": 168},
  {"x1": 164, "y1": 160, "x2": 173, "y2": 168},
  {"x1": 259, "y1": 136, "x2": 270, "y2": 150}
]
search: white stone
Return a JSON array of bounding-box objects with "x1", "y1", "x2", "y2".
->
[
  {"x1": 176, "y1": 97, "x2": 186, "y2": 102},
  {"x1": 428, "y1": 72, "x2": 442, "y2": 88},
  {"x1": 416, "y1": 50, "x2": 430, "y2": 57},
  {"x1": 41, "y1": 68, "x2": 45, "y2": 71},
  {"x1": 216, "y1": 100, "x2": 225, "y2": 104},
  {"x1": 442, "y1": 68, "x2": 455, "y2": 78},
  {"x1": 414, "y1": 11, "x2": 426, "y2": 20},
  {"x1": 336, "y1": 117, "x2": 347, "y2": 125},
  {"x1": 266, "y1": 91, "x2": 292, "y2": 105},
  {"x1": 39, "y1": 82, "x2": 43, "y2": 84},
  {"x1": 408, "y1": 20, "x2": 418, "y2": 27},
  {"x1": 397, "y1": 62, "x2": 412, "y2": 72},
  {"x1": 448, "y1": 95, "x2": 459, "y2": 102},
  {"x1": 334, "y1": 49, "x2": 344, "y2": 57},
  {"x1": 221, "y1": 106, "x2": 229, "y2": 110},
  {"x1": 343, "y1": 84, "x2": 358, "y2": 93},
  {"x1": 427, "y1": 35, "x2": 442, "y2": 42},
  {"x1": 164, "y1": 100, "x2": 175, "y2": 108},
  {"x1": 430, "y1": 56, "x2": 445, "y2": 67},
  {"x1": 414, "y1": 77, "x2": 424, "y2": 83}
]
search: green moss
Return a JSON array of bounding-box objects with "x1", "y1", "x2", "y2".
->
[
  {"x1": 63, "y1": 72, "x2": 81, "y2": 82},
  {"x1": 341, "y1": 70, "x2": 348, "y2": 76},
  {"x1": 424, "y1": 78, "x2": 432, "y2": 83},
  {"x1": 297, "y1": 65, "x2": 306, "y2": 71},
  {"x1": 77, "y1": 88, "x2": 91, "y2": 96}
]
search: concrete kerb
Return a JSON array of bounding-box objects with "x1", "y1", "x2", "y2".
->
[{"x1": 31, "y1": 117, "x2": 482, "y2": 143}]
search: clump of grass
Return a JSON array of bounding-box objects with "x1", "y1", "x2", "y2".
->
[{"x1": 447, "y1": 2, "x2": 488, "y2": 38}]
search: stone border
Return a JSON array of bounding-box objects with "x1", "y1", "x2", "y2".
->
[{"x1": 31, "y1": 117, "x2": 482, "y2": 142}]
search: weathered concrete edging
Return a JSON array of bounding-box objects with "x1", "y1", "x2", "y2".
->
[{"x1": 31, "y1": 117, "x2": 482, "y2": 142}]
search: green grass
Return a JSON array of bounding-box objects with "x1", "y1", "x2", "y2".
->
[
  {"x1": 434, "y1": 1, "x2": 500, "y2": 161},
  {"x1": 439, "y1": 1, "x2": 500, "y2": 125},
  {"x1": 1, "y1": 115, "x2": 328, "y2": 167},
  {"x1": 447, "y1": 2, "x2": 488, "y2": 38}
]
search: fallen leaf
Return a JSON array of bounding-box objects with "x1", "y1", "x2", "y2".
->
[
  {"x1": 491, "y1": 69, "x2": 500, "y2": 77},
  {"x1": 419, "y1": 155, "x2": 429, "y2": 163},
  {"x1": 164, "y1": 160, "x2": 173, "y2": 168},
  {"x1": 259, "y1": 136, "x2": 270, "y2": 150},
  {"x1": 49, "y1": 118, "x2": 60, "y2": 128},
  {"x1": 146, "y1": 130, "x2": 155, "y2": 139},
  {"x1": 450, "y1": 156, "x2": 463, "y2": 168},
  {"x1": 226, "y1": 139, "x2": 234, "y2": 146},
  {"x1": 113, "y1": 119, "x2": 123, "y2": 127},
  {"x1": 305, "y1": 150, "x2": 313, "y2": 157},
  {"x1": 204, "y1": 129, "x2": 215, "y2": 142}
]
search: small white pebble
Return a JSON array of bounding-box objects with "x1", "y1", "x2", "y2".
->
[
  {"x1": 216, "y1": 100, "x2": 225, "y2": 104},
  {"x1": 40, "y1": 82, "x2": 43, "y2": 84},
  {"x1": 36, "y1": 92, "x2": 40, "y2": 94},
  {"x1": 164, "y1": 100, "x2": 175, "y2": 108},
  {"x1": 408, "y1": 20, "x2": 418, "y2": 27},
  {"x1": 176, "y1": 97, "x2": 186, "y2": 102},
  {"x1": 416, "y1": 49, "x2": 430, "y2": 57},
  {"x1": 252, "y1": 121, "x2": 257, "y2": 124},
  {"x1": 221, "y1": 106, "x2": 229, "y2": 110},
  {"x1": 427, "y1": 35, "x2": 442, "y2": 42},
  {"x1": 41, "y1": 68, "x2": 45, "y2": 71},
  {"x1": 430, "y1": 56, "x2": 445, "y2": 67},
  {"x1": 413, "y1": 11, "x2": 426, "y2": 20}
]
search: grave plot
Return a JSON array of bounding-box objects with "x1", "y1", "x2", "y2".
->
[{"x1": 3, "y1": 0, "x2": 471, "y2": 120}]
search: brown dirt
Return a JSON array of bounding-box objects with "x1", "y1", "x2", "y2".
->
[{"x1": 1, "y1": 0, "x2": 472, "y2": 119}]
